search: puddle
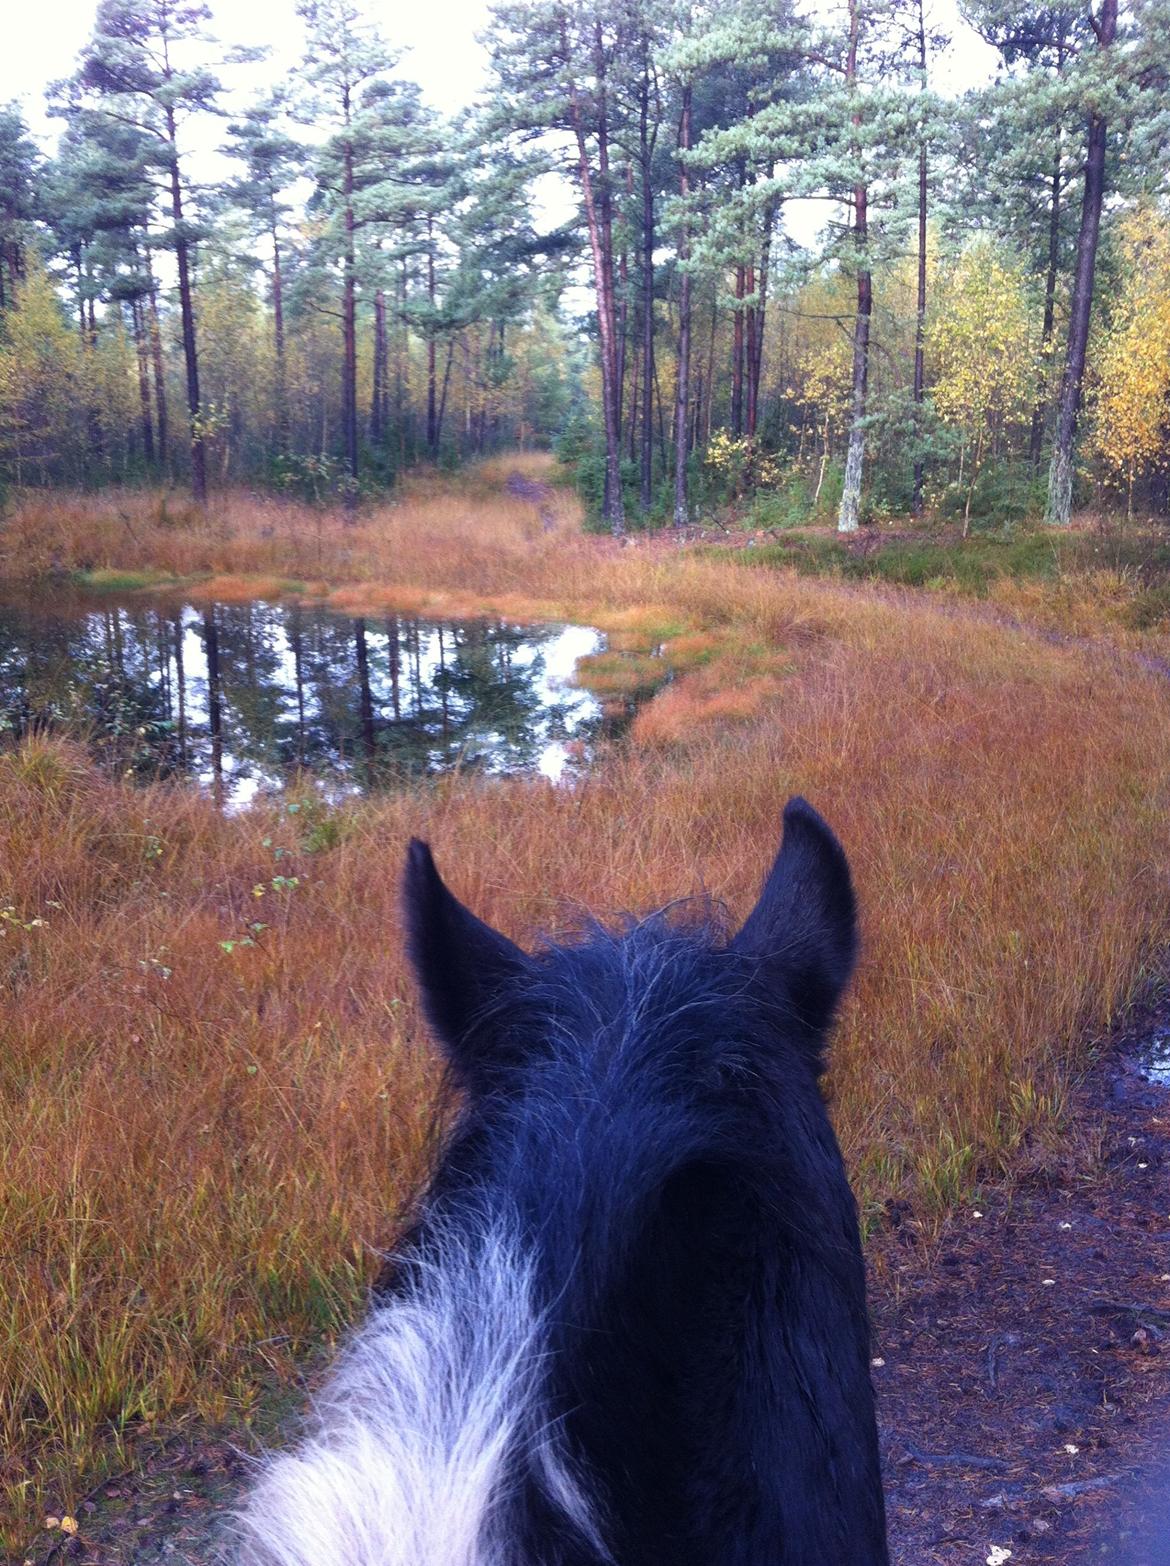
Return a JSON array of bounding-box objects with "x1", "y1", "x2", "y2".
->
[
  {"x1": 0, "y1": 592, "x2": 632, "y2": 808},
  {"x1": 1135, "y1": 1027, "x2": 1170, "y2": 1087}
]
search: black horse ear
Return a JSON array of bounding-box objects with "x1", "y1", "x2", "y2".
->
[
  {"x1": 403, "y1": 840, "x2": 535, "y2": 1090},
  {"x1": 731, "y1": 797, "x2": 858, "y2": 1045}
]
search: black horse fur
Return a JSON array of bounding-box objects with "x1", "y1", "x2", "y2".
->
[{"x1": 234, "y1": 797, "x2": 889, "y2": 1566}]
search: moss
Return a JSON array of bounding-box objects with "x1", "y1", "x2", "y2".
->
[
  {"x1": 724, "y1": 529, "x2": 1104, "y2": 597},
  {"x1": 72, "y1": 567, "x2": 183, "y2": 593}
]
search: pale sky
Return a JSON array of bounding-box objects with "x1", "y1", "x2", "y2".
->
[
  {"x1": 4, "y1": 0, "x2": 997, "y2": 148},
  {"x1": 3, "y1": 0, "x2": 997, "y2": 255},
  {"x1": 2, "y1": 0, "x2": 495, "y2": 147}
]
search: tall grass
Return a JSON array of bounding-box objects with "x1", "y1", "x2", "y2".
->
[{"x1": 3, "y1": 459, "x2": 1170, "y2": 1545}]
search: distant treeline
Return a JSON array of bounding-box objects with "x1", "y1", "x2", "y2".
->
[{"x1": 0, "y1": 0, "x2": 1168, "y2": 528}]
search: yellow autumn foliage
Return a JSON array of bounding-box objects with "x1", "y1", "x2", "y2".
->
[
  {"x1": 931, "y1": 240, "x2": 1038, "y2": 450},
  {"x1": 0, "y1": 261, "x2": 142, "y2": 486},
  {"x1": 785, "y1": 273, "x2": 854, "y2": 442},
  {"x1": 0, "y1": 263, "x2": 84, "y2": 483},
  {"x1": 1090, "y1": 203, "x2": 1170, "y2": 506}
]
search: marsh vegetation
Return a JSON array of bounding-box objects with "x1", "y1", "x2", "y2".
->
[
  {"x1": 4, "y1": 0, "x2": 1170, "y2": 1548},
  {"x1": 3, "y1": 461, "x2": 1170, "y2": 1548}
]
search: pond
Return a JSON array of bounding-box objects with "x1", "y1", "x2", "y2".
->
[{"x1": 0, "y1": 593, "x2": 628, "y2": 808}]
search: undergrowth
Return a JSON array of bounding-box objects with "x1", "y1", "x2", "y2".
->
[{"x1": 721, "y1": 522, "x2": 1170, "y2": 638}]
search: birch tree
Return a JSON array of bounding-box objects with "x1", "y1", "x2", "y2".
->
[{"x1": 1090, "y1": 203, "x2": 1170, "y2": 514}]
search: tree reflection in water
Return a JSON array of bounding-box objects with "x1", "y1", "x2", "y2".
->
[{"x1": 0, "y1": 594, "x2": 615, "y2": 808}]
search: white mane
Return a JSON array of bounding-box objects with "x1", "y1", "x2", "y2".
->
[{"x1": 232, "y1": 1221, "x2": 604, "y2": 1566}]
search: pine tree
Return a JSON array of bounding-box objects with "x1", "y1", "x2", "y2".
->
[
  {"x1": 0, "y1": 104, "x2": 39, "y2": 318},
  {"x1": 43, "y1": 106, "x2": 165, "y2": 472},
  {"x1": 672, "y1": 72, "x2": 693, "y2": 525},
  {"x1": 686, "y1": 0, "x2": 912, "y2": 531},
  {"x1": 1044, "y1": 0, "x2": 1116, "y2": 525},
  {"x1": 74, "y1": 0, "x2": 244, "y2": 502},
  {"x1": 485, "y1": 0, "x2": 636, "y2": 532},
  {"x1": 440, "y1": 133, "x2": 572, "y2": 456},
  {"x1": 903, "y1": 0, "x2": 947, "y2": 515},
  {"x1": 297, "y1": 0, "x2": 396, "y2": 508},
  {"x1": 345, "y1": 79, "x2": 445, "y2": 456},
  {"x1": 222, "y1": 93, "x2": 303, "y2": 456}
]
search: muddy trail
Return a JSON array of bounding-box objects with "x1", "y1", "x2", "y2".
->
[
  {"x1": 875, "y1": 997, "x2": 1170, "y2": 1566},
  {"x1": 16, "y1": 1007, "x2": 1170, "y2": 1566},
  {"x1": 504, "y1": 469, "x2": 558, "y2": 531}
]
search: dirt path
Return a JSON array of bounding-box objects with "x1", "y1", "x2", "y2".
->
[
  {"x1": 505, "y1": 469, "x2": 558, "y2": 531},
  {"x1": 875, "y1": 999, "x2": 1170, "y2": 1565},
  {"x1": 16, "y1": 1009, "x2": 1170, "y2": 1566}
]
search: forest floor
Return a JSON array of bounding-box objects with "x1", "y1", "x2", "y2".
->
[{"x1": 16, "y1": 1002, "x2": 1170, "y2": 1566}]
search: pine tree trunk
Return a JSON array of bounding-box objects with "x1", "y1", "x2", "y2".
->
[
  {"x1": 705, "y1": 294, "x2": 717, "y2": 443},
  {"x1": 1045, "y1": 0, "x2": 1117, "y2": 527},
  {"x1": 166, "y1": 108, "x2": 205, "y2": 504},
  {"x1": 616, "y1": 244, "x2": 629, "y2": 460},
  {"x1": 673, "y1": 89, "x2": 693, "y2": 529},
  {"x1": 397, "y1": 258, "x2": 409, "y2": 463},
  {"x1": 838, "y1": 0, "x2": 869, "y2": 535},
  {"x1": 371, "y1": 289, "x2": 386, "y2": 444},
  {"x1": 566, "y1": 20, "x2": 624, "y2": 533},
  {"x1": 132, "y1": 296, "x2": 155, "y2": 465},
  {"x1": 143, "y1": 247, "x2": 169, "y2": 469},
  {"x1": 748, "y1": 196, "x2": 776, "y2": 442},
  {"x1": 80, "y1": 254, "x2": 105, "y2": 478},
  {"x1": 427, "y1": 216, "x2": 438, "y2": 457},
  {"x1": 272, "y1": 226, "x2": 288, "y2": 455},
  {"x1": 435, "y1": 335, "x2": 456, "y2": 454},
  {"x1": 732, "y1": 264, "x2": 745, "y2": 437},
  {"x1": 342, "y1": 88, "x2": 359, "y2": 513},
  {"x1": 912, "y1": 0, "x2": 928, "y2": 515},
  {"x1": 745, "y1": 262, "x2": 758, "y2": 439},
  {"x1": 912, "y1": 137, "x2": 927, "y2": 515},
  {"x1": 1030, "y1": 139, "x2": 1063, "y2": 469},
  {"x1": 639, "y1": 52, "x2": 655, "y2": 515},
  {"x1": 628, "y1": 346, "x2": 640, "y2": 463}
]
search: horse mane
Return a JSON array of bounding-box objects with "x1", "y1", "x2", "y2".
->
[{"x1": 235, "y1": 810, "x2": 888, "y2": 1566}]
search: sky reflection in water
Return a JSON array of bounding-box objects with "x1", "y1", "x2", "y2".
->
[{"x1": 0, "y1": 595, "x2": 614, "y2": 808}]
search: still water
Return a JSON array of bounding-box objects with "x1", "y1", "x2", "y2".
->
[{"x1": 0, "y1": 594, "x2": 619, "y2": 807}]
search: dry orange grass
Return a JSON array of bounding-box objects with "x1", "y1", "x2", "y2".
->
[
  {"x1": 3, "y1": 461, "x2": 1170, "y2": 1545},
  {"x1": 0, "y1": 460, "x2": 582, "y2": 599}
]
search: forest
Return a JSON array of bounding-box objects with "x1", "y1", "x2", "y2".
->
[
  {"x1": 5, "y1": 0, "x2": 1170, "y2": 1561},
  {"x1": 1, "y1": 0, "x2": 1168, "y2": 531}
]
